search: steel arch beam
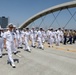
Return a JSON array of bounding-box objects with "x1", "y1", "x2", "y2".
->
[{"x1": 19, "y1": 1, "x2": 76, "y2": 29}]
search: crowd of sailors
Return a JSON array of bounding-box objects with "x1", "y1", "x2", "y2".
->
[{"x1": 0, "y1": 23, "x2": 76, "y2": 68}]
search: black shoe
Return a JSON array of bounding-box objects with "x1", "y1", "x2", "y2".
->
[
  {"x1": 14, "y1": 52, "x2": 17, "y2": 55},
  {"x1": 12, "y1": 66, "x2": 16, "y2": 68},
  {"x1": 0, "y1": 56, "x2": 2, "y2": 58},
  {"x1": 20, "y1": 47, "x2": 23, "y2": 49},
  {"x1": 14, "y1": 53, "x2": 17, "y2": 55},
  {"x1": 25, "y1": 49, "x2": 28, "y2": 51},
  {"x1": 39, "y1": 47, "x2": 42, "y2": 49},
  {"x1": 33, "y1": 46, "x2": 36, "y2": 48},
  {"x1": 31, "y1": 45, "x2": 36, "y2": 48}
]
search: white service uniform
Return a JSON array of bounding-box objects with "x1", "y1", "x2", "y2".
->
[
  {"x1": 0, "y1": 32, "x2": 4, "y2": 57},
  {"x1": 3, "y1": 30, "x2": 16, "y2": 63},
  {"x1": 16, "y1": 30, "x2": 22, "y2": 48},
  {"x1": 46, "y1": 30, "x2": 50, "y2": 44},
  {"x1": 55, "y1": 32, "x2": 60, "y2": 46},
  {"x1": 30, "y1": 29, "x2": 36, "y2": 47},
  {"x1": 41, "y1": 31, "x2": 46, "y2": 43},
  {"x1": 57, "y1": 30, "x2": 63, "y2": 42},
  {"x1": 37, "y1": 30, "x2": 43, "y2": 49},
  {"x1": 24, "y1": 31, "x2": 31, "y2": 51},
  {"x1": 49, "y1": 31, "x2": 54, "y2": 46}
]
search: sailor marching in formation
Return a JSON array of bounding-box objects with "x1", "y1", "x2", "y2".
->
[{"x1": 0, "y1": 23, "x2": 76, "y2": 68}]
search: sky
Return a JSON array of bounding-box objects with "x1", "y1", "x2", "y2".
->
[{"x1": 0, "y1": 0, "x2": 76, "y2": 29}]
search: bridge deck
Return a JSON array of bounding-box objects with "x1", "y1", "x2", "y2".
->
[{"x1": 0, "y1": 43, "x2": 76, "y2": 75}]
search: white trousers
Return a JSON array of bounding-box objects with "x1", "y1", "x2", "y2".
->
[
  {"x1": 37, "y1": 37, "x2": 43, "y2": 48},
  {"x1": 30, "y1": 36, "x2": 35, "y2": 46},
  {"x1": 6, "y1": 41, "x2": 14, "y2": 63},
  {"x1": 24, "y1": 38, "x2": 30, "y2": 51},
  {"x1": 17, "y1": 37, "x2": 22, "y2": 47},
  {"x1": 0, "y1": 38, "x2": 3, "y2": 56},
  {"x1": 55, "y1": 37, "x2": 60, "y2": 46},
  {"x1": 49, "y1": 38, "x2": 54, "y2": 46},
  {"x1": 0, "y1": 48, "x2": 2, "y2": 56}
]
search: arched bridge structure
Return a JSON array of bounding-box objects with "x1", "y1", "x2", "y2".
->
[{"x1": 19, "y1": 1, "x2": 76, "y2": 29}]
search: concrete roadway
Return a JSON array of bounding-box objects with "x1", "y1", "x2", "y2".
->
[{"x1": 0, "y1": 43, "x2": 76, "y2": 75}]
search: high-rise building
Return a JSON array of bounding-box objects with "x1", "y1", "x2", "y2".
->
[{"x1": 0, "y1": 16, "x2": 8, "y2": 28}]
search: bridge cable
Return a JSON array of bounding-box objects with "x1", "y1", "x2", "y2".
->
[
  {"x1": 64, "y1": 11, "x2": 76, "y2": 28},
  {"x1": 38, "y1": 15, "x2": 46, "y2": 28},
  {"x1": 52, "y1": 12, "x2": 61, "y2": 28},
  {"x1": 67, "y1": 8, "x2": 76, "y2": 22},
  {"x1": 49, "y1": 9, "x2": 62, "y2": 28}
]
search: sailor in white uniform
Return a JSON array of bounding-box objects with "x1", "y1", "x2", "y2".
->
[
  {"x1": 24, "y1": 28, "x2": 31, "y2": 52},
  {"x1": 57, "y1": 28, "x2": 64, "y2": 43},
  {"x1": 12, "y1": 25, "x2": 17, "y2": 54},
  {"x1": 46, "y1": 29, "x2": 50, "y2": 44},
  {"x1": 55, "y1": 31, "x2": 60, "y2": 46},
  {"x1": 30, "y1": 28, "x2": 36, "y2": 48},
  {"x1": 48, "y1": 28, "x2": 54, "y2": 47},
  {"x1": 36, "y1": 28, "x2": 44, "y2": 50},
  {"x1": 41, "y1": 29, "x2": 46, "y2": 43},
  {"x1": 16, "y1": 29, "x2": 23, "y2": 49},
  {"x1": 0, "y1": 27, "x2": 4, "y2": 58},
  {"x1": 4, "y1": 23, "x2": 17, "y2": 68}
]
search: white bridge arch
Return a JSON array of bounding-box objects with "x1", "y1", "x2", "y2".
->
[{"x1": 19, "y1": 1, "x2": 76, "y2": 29}]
